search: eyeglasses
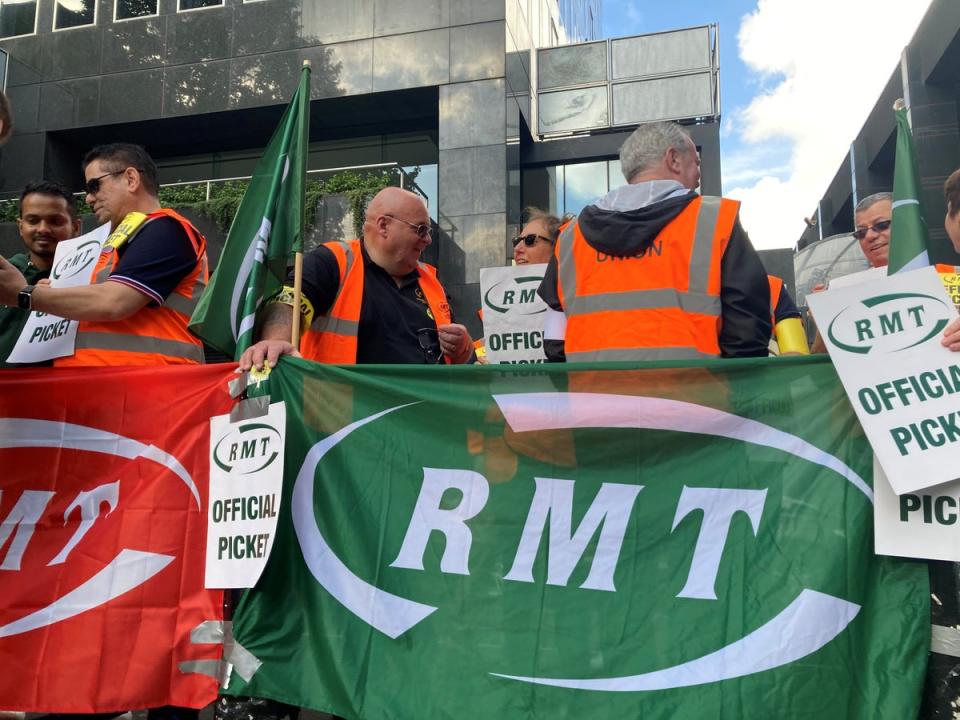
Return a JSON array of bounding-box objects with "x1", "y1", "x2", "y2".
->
[
  {"x1": 512, "y1": 234, "x2": 554, "y2": 248},
  {"x1": 385, "y1": 214, "x2": 431, "y2": 238},
  {"x1": 852, "y1": 219, "x2": 891, "y2": 241},
  {"x1": 84, "y1": 170, "x2": 125, "y2": 195},
  {"x1": 416, "y1": 327, "x2": 443, "y2": 364}
]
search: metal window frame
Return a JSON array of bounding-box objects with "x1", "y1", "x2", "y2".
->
[
  {"x1": 113, "y1": 0, "x2": 160, "y2": 24},
  {"x1": 176, "y1": 0, "x2": 224, "y2": 14},
  {"x1": 52, "y1": 0, "x2": 98, "y2": 33},
  {"x1": 0, "y1": 0, "x2": 38, "y2": 39}
]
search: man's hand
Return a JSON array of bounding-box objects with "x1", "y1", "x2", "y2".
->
[
  {"x1": 0, "y1": 255, "x2": 27, "y2": 306},
  {"x1": 438, "y1": 323, "x2": 473, "y2": 364},
  {"x1": 238, "y1": 340, "x2": 302, "y2": 371},
  {"x1": 942, "y1": 317, "x2": 960, "y2": 352}
]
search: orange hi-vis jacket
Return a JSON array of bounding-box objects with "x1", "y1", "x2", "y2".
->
[
  {"x1": 56, "y1": 209, "x2": 208, "y2": 367},
  {"x1": 300, "y1": 238, "x2": 452, "y2": 364},
  {"x1": 555, "y1": 195, "x2": 739, "y2": 362}
]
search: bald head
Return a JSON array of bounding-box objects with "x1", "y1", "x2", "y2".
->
[
  {"x1": 363, "y1": 187, "x2": 432, "y2": 280},
  {"x1": 365, "y1": 187, "x2": 427, "y2": 226}
]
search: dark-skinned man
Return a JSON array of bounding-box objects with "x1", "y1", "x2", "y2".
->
[{"x1": 0, "y1": 181, "x2": 81, "y2": 367}]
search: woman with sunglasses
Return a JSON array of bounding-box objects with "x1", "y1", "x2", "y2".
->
[{"x1": 512, "y1": 208, "x2": 567, "y2": 266}]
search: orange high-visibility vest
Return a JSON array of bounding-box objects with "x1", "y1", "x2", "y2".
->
[
  {"x1": 555, "y1": 195, "x2": 739, "y2": 362},
  {"x1": 300, "y1": 239, "x2": 452, "y2": 364},
  {"x1": 935, "y1": 263, "x2": 959, "y2": 273},
  {"x1": 56, "y1": 209, "x2": 208, "y2": 367}
]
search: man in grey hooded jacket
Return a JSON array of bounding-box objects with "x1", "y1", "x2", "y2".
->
[{"x1": 537, "y1": 121, "x2": 771, "y2": 362}]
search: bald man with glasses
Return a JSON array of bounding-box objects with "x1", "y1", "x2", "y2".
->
[{"x1": 241, "y1": 186, "x2": 474, "y2": 369}]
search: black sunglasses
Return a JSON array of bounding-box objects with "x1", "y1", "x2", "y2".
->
[
  {"x1": 385, "y1": 214, "x2": 431, "y2": 238},
  {"x1": 852, "y1": 219, "x2": 891, "y2": 241},
  {"x1": 415, "y1": 327, "x2": 443, "y2": 364},
  {"x1": 84, "y1": 170, "x2": 125, "y2": 195},
  {"x1": 511, "y1": 233, "x2": 554, "y2": 248}
]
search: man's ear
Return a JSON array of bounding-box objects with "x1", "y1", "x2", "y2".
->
[
  {"x1": 124, "y1": 166, "x2": 141, "y2": 193},
  {"x1": 72, "y1": 218, "x2": 82, "y2": 236},
  {"x1": 665, "y1": 147, "x2": 681, "y2": 173}
]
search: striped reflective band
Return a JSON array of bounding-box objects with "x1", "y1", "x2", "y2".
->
[
  {"x1": 168, "y1": 254, "x2": 208, "y2": 315},
  {"x1": 688, "y1": 196, "x2": 721, "y2": 294},
  {"x1": 566, "y1": 346, "x2": 712, "y2": 362},
  {"x1": 165, "y1": 289, "x2": 201, "y2": 317},
  {"x1": 73, "y1": 331, "x2": 204, "y2": 362},
  {"x1": 557, "y1": 222, "x2": 577, "y2": 308},
  {"x1": 311, "y1": 316, "x2": 361, "y2": 336},
  {"x1": 310, "y1": 240, "x2": 359, "y2": 338},
  {"x1": 567, "y1": 288, "x2": 720, "y2": 316},
  {"x1": 329, "y1": 241, "x2": 356, "y2": 307}
]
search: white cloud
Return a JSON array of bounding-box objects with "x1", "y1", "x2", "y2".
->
[{"x1": 727, "y1": 0, "x2": 933, "y2": 250}]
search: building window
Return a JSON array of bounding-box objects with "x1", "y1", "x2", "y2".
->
[
  {"x1": 54, "y1": 0, "x2": 95, "y2": 31},
  {"x1": 116, "y1": 0, "x2": 158, "y2": 20},
  {"x1": 178, "y1": 0, "x2": 223, "y2": 10},
  {"x1": 0, "y1": 0, "x2": 36, "y2": 38}
]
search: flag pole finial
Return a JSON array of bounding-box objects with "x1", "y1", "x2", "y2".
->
[
  {"x1": 893, "y1": 98, "x2": 906, "y2": 111},
  {"x1": 302, "y1": 59, "x2": 312, "y2": 69}
]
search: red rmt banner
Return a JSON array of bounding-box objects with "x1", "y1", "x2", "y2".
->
[{"x1": 0, "y1": 364, "x2": 235, "y2": 712}]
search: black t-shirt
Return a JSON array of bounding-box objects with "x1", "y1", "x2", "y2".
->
[
  {"x1": 109, "y1": 216, "x2": 199, "y2": 305},
  {"x1": 298, "y1": 243, "x2": 444, "y2": 364},
  {"x1": 772, "y1": 283, "x2": 802, "y2": 324}
]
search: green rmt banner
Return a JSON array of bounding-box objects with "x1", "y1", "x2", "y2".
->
[{"x1": 225, "y1": 359, "x2": 928, "y2": 719}]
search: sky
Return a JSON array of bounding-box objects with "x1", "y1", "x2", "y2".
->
[{"x1": 600, "y1": 0, "x2": 934, "y2": 251}]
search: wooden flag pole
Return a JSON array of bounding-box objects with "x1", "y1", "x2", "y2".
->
[{"x1": 291, "y1": 251, "x2": 304, "y2": 347}]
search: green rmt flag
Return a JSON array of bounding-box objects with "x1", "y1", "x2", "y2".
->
[
  {"x1": 224, "y1": 359, "x2": 929, "y2": 720},
  {"x1": 888, "y1": 99, "x2": 930, "y2": 274},
  {"x1": 190, "y1": 64, "x2": 310, "y2": 359}
]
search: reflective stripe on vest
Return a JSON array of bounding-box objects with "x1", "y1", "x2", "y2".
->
[
  {"x1": 557, "y1": 195, "x2": 737, "y2": 362},
  {"x1": 55, "y1": 208, "x2": 208, "y2": 367},
  {"x1": 300, "y1": 239, "x2": 452, "y2": 364}
]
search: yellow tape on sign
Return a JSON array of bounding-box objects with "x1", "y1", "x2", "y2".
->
[{"x1": 940, "y1": 273, "x2": 960, "y2": 309}]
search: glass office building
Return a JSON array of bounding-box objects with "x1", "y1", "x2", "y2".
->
[{"x1": 0, "y1": 0, "x2": 722, "y2": 334}]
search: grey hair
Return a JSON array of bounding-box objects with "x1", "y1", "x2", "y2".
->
[
  {"x1": 619, "y1": 122, "x2": 693, "y2": 183},
  {"x1": 855, "y1": 192, "x2": 892, "y2": 214}
]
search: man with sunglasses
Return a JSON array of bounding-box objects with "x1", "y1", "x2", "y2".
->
[
  {"x1": 538, "y1": 121, "x2": 771, "y2": 362},
  {"x1": 0, "y1": 143, "x2": 208, "y2": 366},
  {"x1": 240, "y1": 186, "x2": 473, "y2": 369},
  {"x1": 852, "y1": 191, "x2": 958, "y2": 273},
  {"x1": 853, "y1": 193, "x2": 893, "y2": 268}
]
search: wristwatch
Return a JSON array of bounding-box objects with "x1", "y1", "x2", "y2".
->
[{"x1": 17, "y1": 284, "x2": 36, "y2": 310}]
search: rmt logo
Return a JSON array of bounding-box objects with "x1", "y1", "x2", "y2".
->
[{"x1": 0, "y1": 481, "x2": 117, "y2": 571}]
